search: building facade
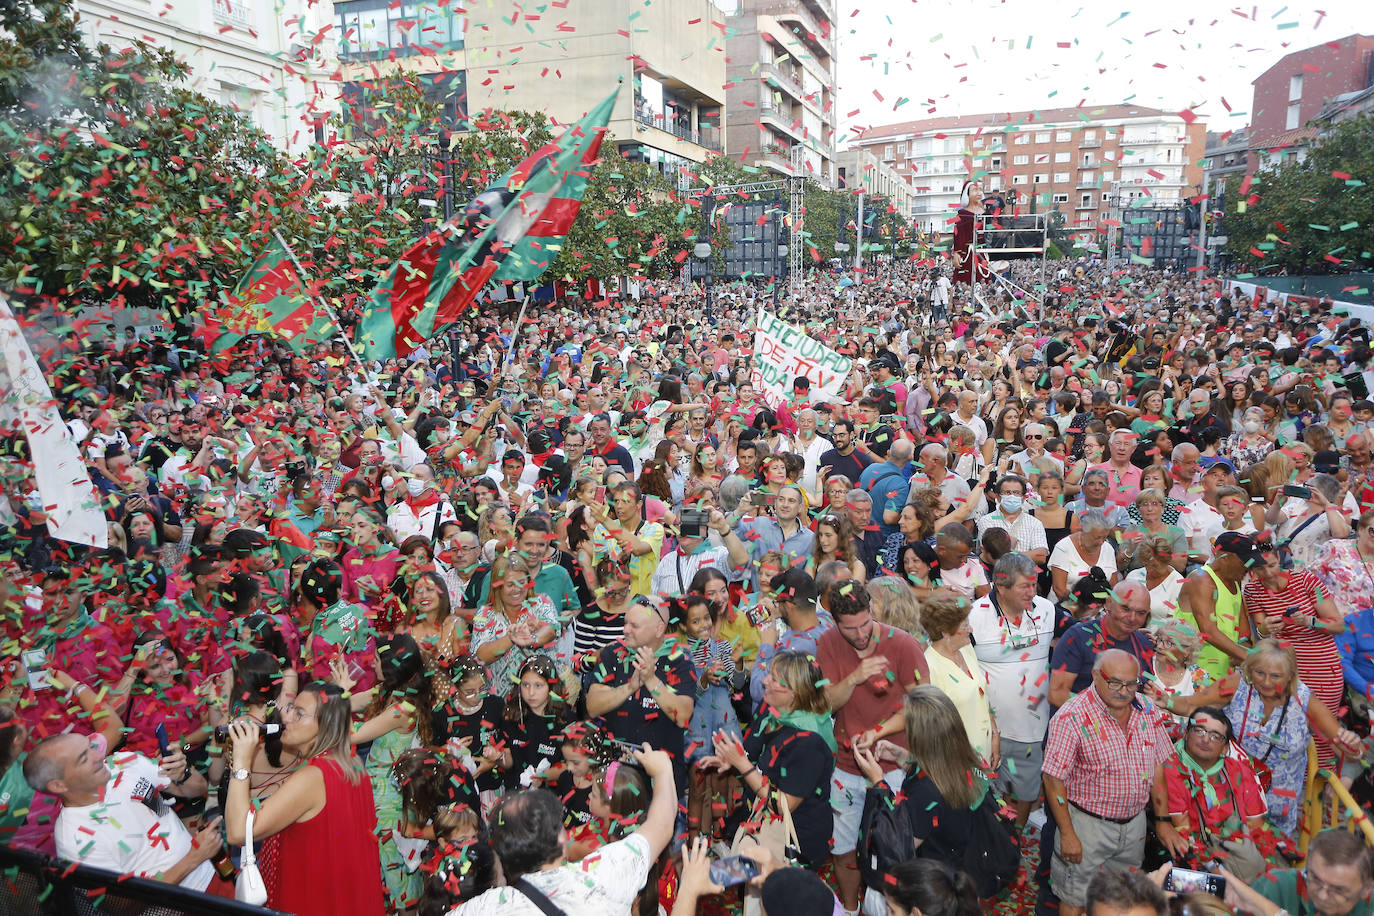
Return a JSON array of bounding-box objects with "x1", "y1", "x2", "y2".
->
[
  {"x1": 332, "y1": 0, "x2": 726, "y2": 177},
  {"x1": 724, "y1": 0, "x2": 839, "y2": 187},
  {"x1": 835, "y1": 149, "x2": 917, "y2": 218},
  {"x1": 75, "y1": 0, "x2": 340, "y2": 155},
  {"x1": 850, "y1": 106, "x2": 1207, "y2": 247}
]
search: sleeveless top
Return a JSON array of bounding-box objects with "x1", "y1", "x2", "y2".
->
[
  {"x1": 1180, "y1": 567, "x2": 1242, "y2": 680},
  {"x1": 273, "y1": 757, "x2": 386, "y2": 916}
]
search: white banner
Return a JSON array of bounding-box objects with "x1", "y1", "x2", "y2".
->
[
  {"x1": 0, "y1": 295, "x2": 108, "y2": 548},
  {"x1": 749, "y1": 311, "x2": 852, "y2": 408}
]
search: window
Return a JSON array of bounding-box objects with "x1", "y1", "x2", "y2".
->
[
  {"x1": 990, "y1": 156, "x2": 1002, "y2": 170},
  {"x1": 213, "y1": 0, "x2": 253, "y2": 27},
  {"x1": 1102, "y1": 192, "x2": 1111, "y2": 202},
  {"x1": 1052, "y1": 193, "x2": 1069, "y2": 203},
  {"x1": 1055, "y1": 151, "x2": 1070, "y2": 163},
  {"x1": 897, "y1": 142, "x2": 906, "y2": 154},
  {"x1": 1289, "y1": 74, "x2": 1303, "y2": 102},
  {"x1": 973, "y1": 137, "x2": 984, "y2": 147},
  {"x1": 1034, "y1": 173, "x2": 1047, "y2": 184},
  {"x1": 335, "y1": 0, "x2": 465, "y2": 59},
  {"x1": 1053, "y1": 171, "x2": 1070, "y2": 183},
  {"x1": 1035, "y1": 132, "x2": 1050, "y2": 143},
  {"x1": 1081, "y1": 171, "x2": 1095, "y2": 184},
  {"x1": 1013, "y1": 133, "x2": 1028, "y2": 145},
  {"x1": 989, "y1": 176, "x2": 1002, "y2": 190},
  {"x1": 1084, "y1": 130, "x2": 1096, "y2": 141},
  {"x1": 1012, "y1": 174, "x2": 1027, "y2": 185},
  {"x1": 884, "y1": 144, "x2": 893, "y2": 159},
  {"x1": 1056, "y1": 131, "x2": 1071, "y2": 142},
  {"x1": 1102, "y1": 170, "x2": 1113, "y2": 181},
  {"x1": 1080, "y1": 193, "x2": 1092, "y2": 207},
  {"x1": 1013, "y1": 154, "x2": 1029, "y2": 165},
  {"x1": 1285, "y1": 102, "x2": 1300, "y2": 130},
  {"x1": 1082, "y1": 155, "x2": 1096, "y2": 167}
]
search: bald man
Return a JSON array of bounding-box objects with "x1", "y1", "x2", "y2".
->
[
  {"x1": 1048, "y1": 580, "x2": 1154, "y2": 710},
  {"x1": 1043, "y1": 649, "x2": 1173, "y2": 916}
]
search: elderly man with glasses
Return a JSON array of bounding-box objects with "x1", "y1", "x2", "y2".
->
[
  {"x1": 1042, "y1": 649, "x2": 1174, "y2": 916},
  {"x1": 1009, "y1": 422, "x2": 1064, "y2": 477},
  {"x1": 1152, "y1": 706, "x2": 1273, "y2": 882},
  {"x1": 1224, "y1": 828, "x2": 1374, "y2": 916}
]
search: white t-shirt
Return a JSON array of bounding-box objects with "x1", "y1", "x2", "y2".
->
[
  {"x1": 1178, "y1": 499, "x2": 1223, "y2": 558},
  {"x1": 1047, "y1": 535, "x2": 1119, "y2": 600},
  {"x1": 940, "y1": 558, "x2": 988, "y2": 601},
  {"x1": 55, "y1": 753, "x2": 213, "y2": 891},
  {"x1": 1126, "y1": 566, "x2": 1189, "y2": 624},
  {"x1": 967, "y1": 594, "x2": 1057, "y2": 743},
  {"x1": 454, "y1": 832, "x2": 654, "y2": 916}
]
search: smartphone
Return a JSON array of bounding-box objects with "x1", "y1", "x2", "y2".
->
[
  {"x1": 748, "y1": 490, "x2": 771, "y2": 508},
  {"x1": 155, "y1": 723, "x2": 172, "y2": 759},
  {"x1": 1281, "y1": 484, "x2": 1311, "y2": 500},
  {"x1": 20, "y1": 648, "x2": 51, "y2": 691},
  {"x1": 1282, "y1": 605, "x2": 1300, "y2": 618},
  {"x1": 709, "y1": 855, "x2": 762, "y2": 888},
  {"x1": 610, "y1": 739, "x2": 641, "y2": 763},
  {"x1": 1163, "y1": 867, "x2": 1226, "y2": 897},
  {"x1": 594, "y1": 485, "x2": 606, "y2": 504}
]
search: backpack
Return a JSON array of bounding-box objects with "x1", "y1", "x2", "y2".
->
[
  {"x1": 957, "y1": 791, "x2": 1021, "y2": 898},
  {"x1": 857, "y1": 784, "x2": 916, "y2": 890}
]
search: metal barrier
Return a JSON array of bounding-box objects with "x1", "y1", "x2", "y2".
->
[
  {"x1": 0, "y1": 843, "x2": 291, "y2": 916},
  {"x1": 1298, "y1": 742, "x2": 1374, "y2": 861}
]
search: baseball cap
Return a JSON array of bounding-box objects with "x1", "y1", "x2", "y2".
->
[
  {"x1": 1199, "y1": 456, "x2": 1236, "y2": 475},
  {"x1": 1313, "y1": 450, "x2": 1340, "y2": 475},
  {"x1": 760, "y1": 868, "x2": 836, "y2": 915},
  {"x1": 1214, "y1": 532, "x2": 1262, "y2": 565}
]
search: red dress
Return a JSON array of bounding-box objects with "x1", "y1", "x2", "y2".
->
[{"x1": 272, "y1": 757, "x2": 386, "y2": 916}]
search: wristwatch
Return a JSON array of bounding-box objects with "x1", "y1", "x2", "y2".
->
[{"x1": 230, "y1": 767, "x2": 250, "y2": 782}]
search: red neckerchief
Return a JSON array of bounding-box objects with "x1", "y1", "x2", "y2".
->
[
  {"x1": 405, "y1": 489, "x2": 441, "y2": 512},
  {"x1": 592, "y1": 437, "x2": 620, "y2": 456}
]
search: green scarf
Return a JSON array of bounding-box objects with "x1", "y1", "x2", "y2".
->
[
  {"x1": 1172, "y1": 738, "x2": 1227, "y2": 806},
  {"x1": 769, "y1": 708, "x2": 838, "y2": 753},
  {"x1": 311, "y1": 601, "x2": 376, "y2": 655},
  {"x1": 37, "y1": 611, "x2": 94, "y2": 649}
]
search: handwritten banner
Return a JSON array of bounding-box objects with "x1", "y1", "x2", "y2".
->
[{"x1": 749, "y1": 311, "x2": 852, "y2": 407}]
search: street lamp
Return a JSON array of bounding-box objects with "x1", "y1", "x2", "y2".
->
[{"x1": 693, "y1": 241, "x2": 713, "y2": 326}]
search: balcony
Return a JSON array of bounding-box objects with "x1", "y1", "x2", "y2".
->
[
  {"x1": 767, "y1": 5, "x2": 834, "y2": 59},
  {"x1": 1121, "y1": 134, "x2": 1180, "y2": 146},
  {"x1": 632, "y1": 111, "x2": 722, "y2": 152},
  {"x1": 1079, "y1": 138, "x2": 1102, "y2": 149},
  {"x1": 1075, "y1": 202, "x2": 1096, "y2": 210},
  {"x1": 1077, "y1": 180, "x2": 1099, "y2": 189},
  {"x1": 213, "y1": 0, "x2": 253, "y2": 27}
]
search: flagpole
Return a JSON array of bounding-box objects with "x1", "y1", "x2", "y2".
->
[
  {"x1": 271, "y1": 228, "x2": 373, "y2": 381},
  {"x1": 503, "y1": 294, "x2": 531, "y2": 376}
]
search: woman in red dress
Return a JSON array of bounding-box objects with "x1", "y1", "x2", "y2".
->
[
  {"x1": 952, "y1": 179, "x2": 989, "y2": 287},
  {"x1": 225, "y1": 682, "x2": 386, "y2": 916}
]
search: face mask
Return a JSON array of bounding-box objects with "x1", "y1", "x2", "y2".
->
[
  {"x1": 1000, "y1": 495, "x2": 1023, "y2": 515},
  {"x1": 1243, "y1": 420, "x2": 1261, "y2": 434},
  {"x1": 407, "y1": 478, "x2": 427, "y2": 497},
  {"x1": 381, "y1": 475, "x2": 395, "y2": 490}
]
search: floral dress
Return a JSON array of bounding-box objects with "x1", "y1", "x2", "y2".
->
[
  {"x1": 469, "y1": 595, "x2": 561, "y2": 698},
  {"x1": 1225, "y1": 678, "x2": 1313, "y2": 835},
  {"x1": 365, "y1": 724, "x2": 423, "y2": 911},
  {"x1": 1220, "y1": 433, "x2": 1273, "y2": 468},
  {"x1": 1311, "y1": 539, "x2": 1374, "y2": 619}
]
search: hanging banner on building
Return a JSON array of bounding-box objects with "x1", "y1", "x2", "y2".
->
[{"x1": 749, "y1": 311, "x2": 852, "y2": 407}]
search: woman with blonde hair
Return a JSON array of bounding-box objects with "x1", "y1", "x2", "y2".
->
[
  {"x1": 866, "y1": 576, "x2": 923, "y2": 640},
  {"x1": 1120, "y1": 488, "x2": 1187, "y2": 574},
  {"x1": 1125, "y1": 534, "x2": 1188, "y2": 624},
  {"x1": 469, "y1": 556, "x2": 561, "y2": 699},
  {"x1": 810, "y1": 512, "x2": 865, "y2": 582},
  {"x1": 226, "y1": 683, "x2": 386, "y2": 916},
  {"x1": 476, "y1": 503, "x2": 513, "y2": 563},
  {"x1": 1166, "y1": 638, "x2": 1363, "y2": 834}
]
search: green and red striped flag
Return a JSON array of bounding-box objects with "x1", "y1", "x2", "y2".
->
[
  {"x1": 358, "y1": 86, "x2": 617, "y2": 360},
  {"x1": 201, "y1": 237, "x2": 336, "y2": 354}
]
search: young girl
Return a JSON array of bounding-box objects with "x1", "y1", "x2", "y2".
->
[
  {"x1": 678, "y1": 595, "x2": 741, "y2": 763},
  {"x1": 432, "y1": 655, "x2": 507, "y2": 817},
  {"x1": 549, "y1": 721, "x2": 614, "y2": 834},
  {"x1": 499, "y1": 655, "x2": 572, "y2": 789}
]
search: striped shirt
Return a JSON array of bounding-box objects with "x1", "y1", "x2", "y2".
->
[{"x1": 1042, "y1": 685, "x2": 1174, "y2": 821}]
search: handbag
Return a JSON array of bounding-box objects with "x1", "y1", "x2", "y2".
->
[
  {"x1": 728, "y1": 783, "x2": 801, "y2": 865},
  {"x1": 235, "y1": 811, "x2": 268, "y2": 906}
]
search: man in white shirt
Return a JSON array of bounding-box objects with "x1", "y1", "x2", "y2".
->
[
  {"x1": 1009, "y1": 423, "x2": 1065, "y2": 477},
  {"x1": 953, "y1": 389, "x2": 990, "y2": 447},
  {"x1": 386, "y1": 463, "x2": 458, "y2": 542},
  {"x1": 977, "y1": 474, "x2": 1049, "y2": 566},
  {"x1": 24, "y1": 733, "x2": 221, "y2": 890},
  {"x1": 791, "y1": 408, "x2": 833, "y2": 502},
  {"x1": 649, "y1": 510, "x2": 729, "y2": 597},
  {"x1": 456, "y1": 749, "x2": 677, "y2": 916}
]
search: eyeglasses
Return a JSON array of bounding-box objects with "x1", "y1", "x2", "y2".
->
[
  {"x1": 1024, "y1": 434, "x2": 1044, "y2": 440},
  {"x1": 280, "y1": 703, "x2": 315, "y2": 721},
  {"x1": 1099, "y1": 675, "x2": 1142, "y2": 693},
  {"x1": 1305, "y1": 867, "x2": 1365, "y2": 902},
  {"x1": 1186, "y1": 724, "x2": 1228, "y2": 744}
]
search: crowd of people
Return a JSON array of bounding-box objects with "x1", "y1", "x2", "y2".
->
[{"x1": 2, "y1": 255, "x2": 1374, "y2": 916}]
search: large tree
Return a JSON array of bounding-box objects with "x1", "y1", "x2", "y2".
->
[{"x1": 1223, "y1": 114, "x2": 1374, "y2": 274}]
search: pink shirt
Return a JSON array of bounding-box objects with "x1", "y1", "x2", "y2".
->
[{"x1": 1090, "y1": 461, "x2": 1143, "y2": 508}]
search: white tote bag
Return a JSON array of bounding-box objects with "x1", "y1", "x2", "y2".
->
[{"x1": 235, "y1": 810, "x2": 269, "y2": 906}]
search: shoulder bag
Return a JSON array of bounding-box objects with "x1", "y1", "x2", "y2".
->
[
  {"x1": 235, "y1": 810, "x2": 268, "y2": 905},
  {"x1": 514, "y1": 876, "x2": 569, "y2": 916}
]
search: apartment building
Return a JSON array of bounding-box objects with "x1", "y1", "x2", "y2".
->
[
  {"x1": 851, "y1": 106, "x2": 1206, "y2": 245},
  {"x1": 724, "y1": 0, "x2": 839, "y2": 187},
  {"x1": 74, "y1": 0, "x2": 340, "y2": 154},
  {"x1": 835, "y1": 148, "x2": 917, "y2": 218},
  {"x1": 333, "y1": 0, "x2": 726, "y2": 176}
]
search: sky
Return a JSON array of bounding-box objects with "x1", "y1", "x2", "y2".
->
[{"x1": 827, "y1": 0, "x2": 1371, "y2": 144}]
